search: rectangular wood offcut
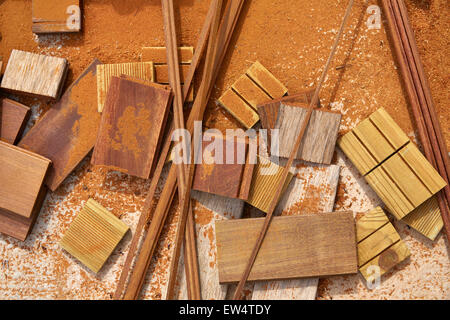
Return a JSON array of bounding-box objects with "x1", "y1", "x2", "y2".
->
[
  {"x1": 91, "y1": 76, "x2": 172, "y2": 179},
  {"x1": 215, "y1": 212, "x2": 358, "y2": 283},
  {"x1": 32, "y1": 0, "x2": 81, "y2": 34},
  {"x1": 0, "y1": 98, "x2": 30, "y2": 144},
  {"x1": 19, "y1": 59, "x2": 102, "y2": 191}
]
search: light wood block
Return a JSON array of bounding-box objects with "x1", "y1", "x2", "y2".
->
[
  {"x1": 91, "y1": 76, "x2": 172, "y2": 179},
  {"x1": 141, "y1": 46, "x2": 194, "y2": 64},
  {"x1": 19, "y1": 60, "x2": 102, "y2": 191},
  {"x1": 246, "y1": 61, "x2": 288, "y2": 99},
  {"x1": 0, "y1": 98, "x2": 30, "y2": 144},
  {"x1": 402, "y1": 196, "x2": 443, "y2": 241},
  {"x1": 32, "y1": 0, "x2": 81, "y2": 34},
  {"x1": 245, "y1": 156, "x2": 293, "y2": 213},
  {"x1": 0, "y1": 141, "x2": 50, "y2": 241},
  {"x1": 216, "y1": 212, "x2": 358, "y2": 283},
  {"x1": 96, "y1": 62, "x2": 155, "y2": 113},
  {"x1": 366, "y1": 143, "x2": 446, "y2": 220},
  {"x1": 252, "y1": 163, "x2": 340, "y2": 300},
  {"x1": 232, "y1": 74, "x2": 271, "y2": 110},
  {"x1": 59, "y1": 199, "x2": 129, "y2": 273},
  {"x1": 1, "y1": 49, "x2": 68, "y2": 100},
  {"x1": 356, "y1": 207, "x2": 410, "y2": 281},
  {"x1": 338, "y1": 108, "x2": 410, "y2": 175},
  {"x1": 217, "y1": 89, "x2": 259, "y2": 129},
  {"x1": 274, "y1": 103, "x2": 341, "y2": 164}
]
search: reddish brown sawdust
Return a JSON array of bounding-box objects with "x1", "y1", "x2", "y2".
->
[{"x1": 0, "y1": 0, "x2": 448, "y2": 300}]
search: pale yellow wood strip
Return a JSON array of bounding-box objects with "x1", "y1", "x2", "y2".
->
[
  {"x1": 246, "y1": 61, "x2": 288, "y2": 99},
  {"x1": 369, "y1": 108, "x2": 410, "y2": 151},
  {"x1": 217, "y1": 89, "x2": 259, "y2": 129},
  {"x1": 359, "y1": 240, "x2": 410, "y2": 281},
  {"x1": 338, "y1": 131, "x2": 378, "y2": 175},
  {"x1": 59, "y1": 199, "x2": 129, "y2": 273},
  {"x1": 357, "y1": 222, "x2": 401, "y2": 267},
  {"x1": 232, "y1": 74, "x2": 271, "y2": 110},
  {"x1": 402, "y1": 196, "x2": 443, "y2": 241},
  {"x1": 356, "y1": 207, "x2": 390, "y2": 242},
  {"x1": 96, "y1": 62, "x2": 155, "y2": 112},
  {"x1": 141, "y1": 46, "x2": 194, "y2": 64}
]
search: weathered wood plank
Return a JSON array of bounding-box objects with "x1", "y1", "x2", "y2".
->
[
  {"x1": 19, "y1": 59, "x2": 102, "y2": 191},
  {"x1": 274, "y1": 103, "x2": 341, "y2": 164},
  {"x1": 0, "y1": 98, "x2": 30, "y2": 144},
  {"x1": 0, "y1": 49, "x2": 68, "y2": 100},
  {"x1": 216, "y1": 212, "x2": 357, "y2": 283},
  {"x1": 252, "y1": 163, "x2": 340, "y2": 300},
  {"x1": 96, "y1": 62, "x2": 155, "y2": 113},
  {"x1": 59, "y1": 199, "x2": 129, "y2": 273},
  {"x1": 32, "y1": 0, "x2": 81, "y2": 34},
  {"x1": 91, "y1": 76, "x2": 172, "y2": 179}
]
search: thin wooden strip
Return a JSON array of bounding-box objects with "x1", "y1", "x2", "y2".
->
[
  {"x1": 142, "y1": 46, "x2": 194, "y2": 64},
  {"x1": 96, "y1": 62, "x2": 155, "y2": 113},
  {"x1": 246, "y1": 61, "x2": 288, "y2": 99},
  {"x1": 216, "y1": 212, "x2": 358, "y2": 283}
]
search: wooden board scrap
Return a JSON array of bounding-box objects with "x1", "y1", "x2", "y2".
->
[
  {"x1": 252, "y1": 162, "x2": 340, "y2": 300},
  {"x1": 142, "y1": 46, "x2": 194, "y2": 64},
  {"x1": 59, "y1": 199, "x2": 129, "y2": 273},
  {"x1": 273, "y1": 103, "x2": 341, "y2": 164},
  {"x1": 356, "y1": 207, "x2": 410, "y2": 281},
  {"x1": 173, "y1": 191, "x2": 246, "y2": 300},
  {"x1": 19, "y1": 59, "x2": 102, "y2": 191},
  {"x1": 91, "y1": 76, "x2": 172, "y2": 179},
  {"x1": 32, "y1": 0, "x2": 81, "y2": 34},
  {"x1": 218, "y1": 61, "x2": 287, "y2": 128},
  {"x1": 192, "y1": 133, "x2": 255, "y2": 200},
  {"x1": 0, "y1": 141, "x2": 50, "y2": 241},
  {"x1": 0, "y1": 49, "x2": 68, "y2": 100},
  {"x1": 96, "y1": 62, "x2": 155, "y2": 113},
  {"x1": 215, "y1": 212, "x2": 358, "y2": 283},
  {"x1": 0, "y1": 98, "x2": 30, "y2": 144}
]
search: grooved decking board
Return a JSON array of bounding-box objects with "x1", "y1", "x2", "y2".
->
[
  {"x1": 0, "y1": 98, "x2": 30, "y2": 144},
  {"x1": 402, "y1": 196, "x2": 443, "y2": 241},
  {"x1": 366, "y1": 143, "x2": 446, "y2": 220},
  {"x1": 91, "y1": 76, "x2": 172, "y2": 179},
  {"x1": 356, "y1": 207, "x2": 410, "y2": 281},
  {"x1": 232, "y1": 74, "x2": 271, "y2": 110},
  {"x1": 141, "y1": 46, "x2": 194, "y2": 64},
  {"x1": 96, "y1": 62, "x2": 155, "y2": 113},
  {"x1": 218, "y1": 61, "x2": 287, "y2": 128},
  {"x1": 0, "y1": 141, "x2": 50, "y2": 241},
  {"x1": 192, "y1": 134, "x2": 255, "y2": 200},
  {"x1": 174, "y1": 191, "x2": 245, "y2": 300},
  {"x1": 217, "y1": 88, "x2": 259, "y2": 128},
  {"x1": 32, "y1": 0, "x2": 81, "y2": 34},
  {"x1": 19, "y1": 60, "x2": 102, "y2": 191},
  {"x1": 246, "y1": 61, "x2": 288, "y2": 98},
  {"x1": 252, "y1": 163, "x2": 340, "y2": 300},
  {"x1": 0, "y1": 49, "x2": 68, "y2": 100},
  {"x1": 59, "y1": 199, "x2": 129, "y2": 273},
  {"x1": 273, "y1": 103, "x2": 342, "y2": 164},
  {"x1": 216, "y1": 212, "x2": 358, "y2": 283},
  {"x1": 338, "y1": 108, "x2": 410, "y2": 175},
  {"x1": 245, "y1": 156, "x2": 294, "y2": 213}
]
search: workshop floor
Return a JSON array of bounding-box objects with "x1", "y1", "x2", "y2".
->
[{"x1": 0, "y1": 0, "x2": 448, "y2": 299}]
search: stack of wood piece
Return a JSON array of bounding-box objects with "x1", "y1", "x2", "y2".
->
[
  {"x1": 142, "y1": 46, "x2": 195, "y2": 102},
  {"x1": 0, "y1": 141, "x2": 51, "y2": 241},
  {"x1": 218, "y1": 61, "x2": 288, "y2": 128},
  {"x1": 92, "y1": 76, "x2": 172, "y2": 179},
  {"x1": 339, "y1": 108, "x2": 447, "y2": 240},
  {"x1": 0, "y1": 50, "x2": 68, "y2": 100}
]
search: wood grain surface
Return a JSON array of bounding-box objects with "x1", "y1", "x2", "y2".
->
[
  {"x1": 0, "y1": 98, "x2": 30, "y2": 144},
  {"x1": 91, "y1": 76, "x2": 172, "y2": 179},
  {"x1": 0, "y1": 49, "x2": 68, "y2": 100},
  {"x1": 19, "y1": 59, "x2": 102, "y2": 191},
  {"x1": 141, "y1": 46, "x2": 194, "y2": 64},
  {"x1": 32, "y1": 0, "x2": 81, "y2": 34},
  {"x1": 216, "y1": 212, "x2": 358, "y2": 283}
]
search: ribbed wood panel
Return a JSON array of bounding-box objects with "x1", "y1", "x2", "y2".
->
[
  {"x1": 59, "y1": 199, "x2": 129, "y2": 273},
  {"x1": 96, "y1": 62, "x2": 154, "y2": 112},
  {"x1": 402, "y1": 196, "x2": 443, "y2": 240}
]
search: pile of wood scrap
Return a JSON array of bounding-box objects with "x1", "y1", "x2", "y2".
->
[{"x1": 0, "y1": 0, "x2": 447, "y2": 302}]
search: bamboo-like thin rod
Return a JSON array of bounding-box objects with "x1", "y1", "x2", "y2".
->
[
  {"x1": 122, "y1": 0, "x2": 245, "y2": 300},
  {"x1": 232, "y1": 0, "x2": 355, "y2": 300}
]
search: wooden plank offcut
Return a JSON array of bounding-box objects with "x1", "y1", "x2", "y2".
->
[{"x1": 0, "y1": 98, "x2": 30, "y2": 144}]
